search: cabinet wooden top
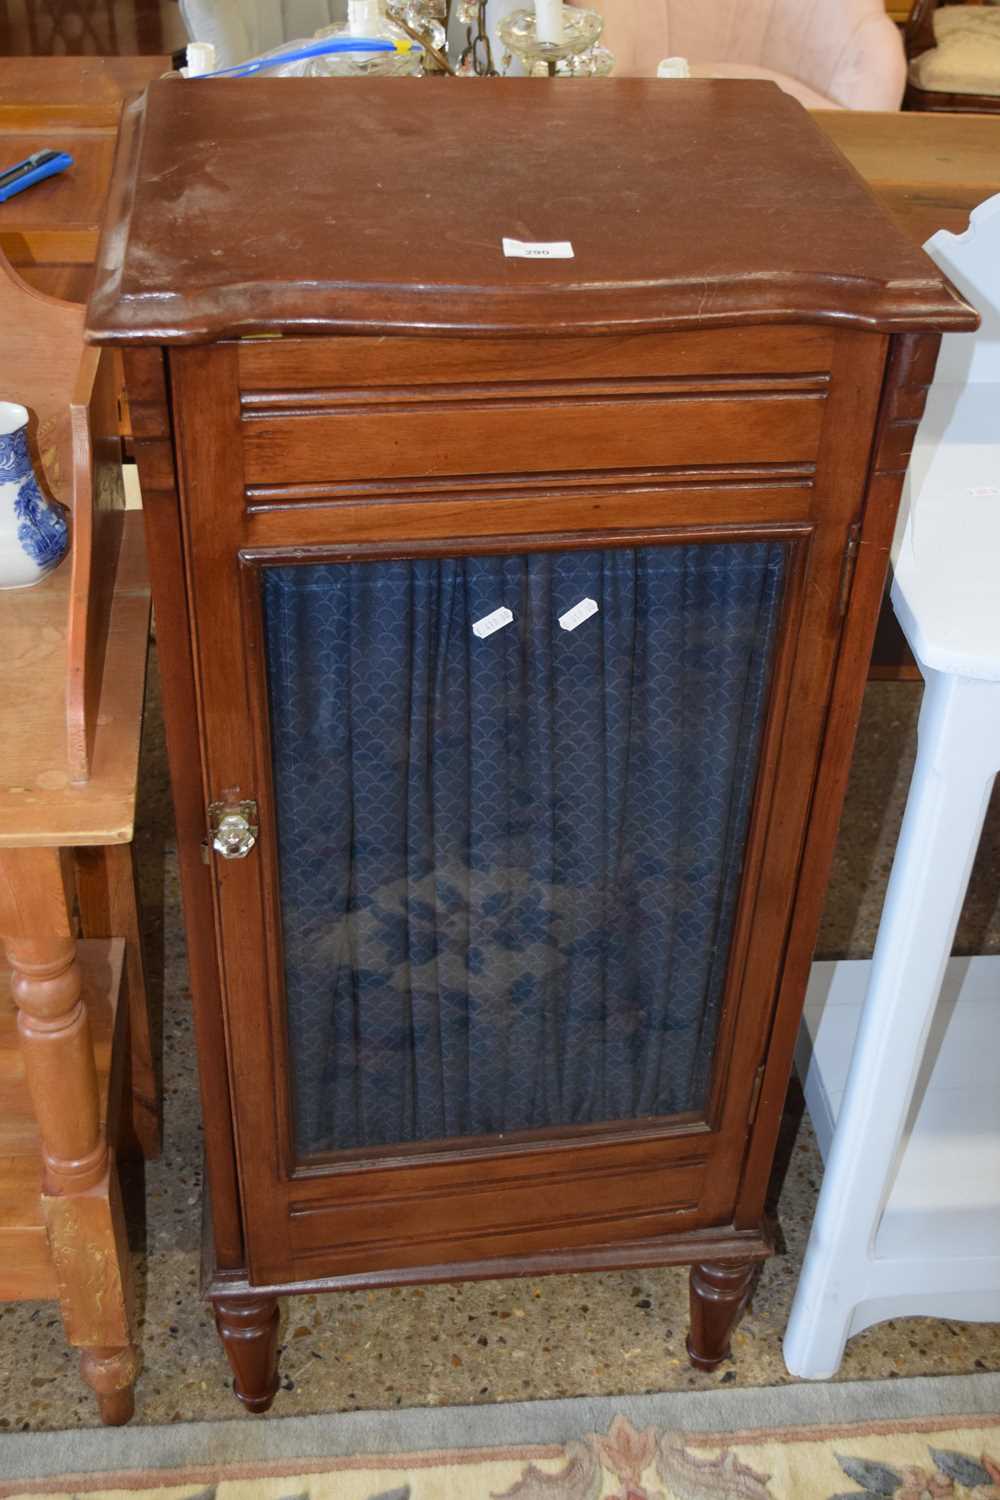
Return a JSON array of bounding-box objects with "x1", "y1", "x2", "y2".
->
[{"x1": 86, "y1": 77, "x2": 974, "y2": 345}]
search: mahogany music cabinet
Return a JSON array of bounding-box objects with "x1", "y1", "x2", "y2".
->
[{"x1": 87, "y1": 77, "x2": 974, "y2": 1411}]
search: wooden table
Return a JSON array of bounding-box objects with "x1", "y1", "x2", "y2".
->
[
  {"x1": 816, "y1": 109, "x2": 1000, "y2": 248},
  {"x1": 0, "y1": 56, "x2": 171, "y2": 128},
  {"x1": 0, "y1": 244, "x2": 156, "y2": 1425},
  {"x1": 0, "y1": 56, "x2": 168, "y2": 302},
  {"x1": 0, "y1": 516, "x2": 154, "y2": 1424}
]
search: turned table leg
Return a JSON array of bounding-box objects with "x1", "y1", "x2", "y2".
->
[
  {"x1": 81, "y1": 1345, "x2": 141, "y2": 1427},
  {"x1": 1, "y1": 847, "x2": 139, "y2": 1425},
  {"x1": 214, "y1": 1295, "x2": 281, "y2": 1413},
  {"x1": 687, "y1": 1260, "x2": 756, "y2": 1371}
]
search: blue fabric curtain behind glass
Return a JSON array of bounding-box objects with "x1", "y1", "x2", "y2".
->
[{"x1": 262, "y1": 542, "x2": 786, "y2": 1158}]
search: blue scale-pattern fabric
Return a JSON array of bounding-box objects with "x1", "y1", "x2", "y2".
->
[{"x1": 262, "y1": 543, "x2": 786, "y2": 1158}]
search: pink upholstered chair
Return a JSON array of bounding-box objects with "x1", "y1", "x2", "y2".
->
[{"x1": 581, "y1": 0, "x2": 907, "y2": 110}]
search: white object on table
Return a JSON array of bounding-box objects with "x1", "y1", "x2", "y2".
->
[
  {"x1": 181, "y1": 40, "x2": 216, "y2": 76},
  {"x1": 534, "y1": 0, "x2": 564, "y2": 44},
  {"x1": 348, "y1": 0, "x2": 381, "y2": 32},
  {"x1": 783, "y1": 192, "x2": 1000, "y2": 1380},
  {"x1": 657, "y1": 56, "x2": 690, "y2": 78}
]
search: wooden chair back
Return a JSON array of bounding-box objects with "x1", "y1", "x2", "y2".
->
[
  {"x1": 0, "y1": 251, "x2": 85, "y2": 502},
  {"x1": 0, "y1": 251, "x2": 125, "y2": 782}
]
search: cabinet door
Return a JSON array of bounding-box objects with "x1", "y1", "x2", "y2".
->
[
  {"x1": 170, "y1": 330, "x2": 885, "y2": 1287},
  {"x1": 263, "y1": 541, "x2": 785, "y2": 1159}
]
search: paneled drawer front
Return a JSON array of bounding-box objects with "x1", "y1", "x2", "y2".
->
[
  {"x1": 288, "y1": 1154, "x2": 708, "y2": 1275},
  {"x1": 237, "y1": 327, "x2": 835, "y2": 390},
  {"x1": 242, "y1": 391, "x2": 826, "y2": 486},
  {"x1": 238, "y1": 326, "x2": 832, "y2": 489}
]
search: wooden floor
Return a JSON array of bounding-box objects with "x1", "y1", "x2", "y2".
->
[{"x1": 0, "y1": 0, "x2": 185, "y2": 55}]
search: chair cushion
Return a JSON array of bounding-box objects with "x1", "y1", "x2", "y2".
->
[
  {"x1": 908, "y1": 6, "x2": 1000, "y2": 97},
  {"x1": 688, "y1": 61, "x2": 842, "y2": 110}
]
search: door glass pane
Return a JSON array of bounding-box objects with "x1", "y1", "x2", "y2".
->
[{"x1": 261, "y1": 542, "x2": 787, "y2": 1160}]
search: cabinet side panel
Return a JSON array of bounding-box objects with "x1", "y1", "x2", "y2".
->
[
  {"x1": 734, "y1": 331, "x2": 941, "y2": 1226},
  {"x1": 123, "y1": 347, "x2": 245, "y2": 1271}
]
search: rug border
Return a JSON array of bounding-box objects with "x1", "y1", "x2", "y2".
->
[
  {"x1": 5, "y1": 1411, "x2": 1000, "y2": 1498},
  {"x1": 3, "y1": 1372, "x2": 1000, "y2": 1491}
]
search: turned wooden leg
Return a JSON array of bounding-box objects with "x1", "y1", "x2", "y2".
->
[
  {"x1": 81, "y1": 1345, "x2": 140, "y2": 1426},
  {"x1": 1, "y1": 848, "x2": 139, "y2": 1426},
  {"x1": 687, "y1": 1260, "x2": 756, "y2": 1371},
  {"x1": 214, "y1": 1296, "x2": 281, "y2": 1413}
]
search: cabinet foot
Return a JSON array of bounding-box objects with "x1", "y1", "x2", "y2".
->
[
  {"x1": 214, "y1": 1296, "x2": 281, "y2": 1413},
  {"x1": 687, "y1": 1260, "x2": 756, "y2": 1371},
  {"x1": 81, "y1": 1345, "x2": 139, "y2": 1426}
]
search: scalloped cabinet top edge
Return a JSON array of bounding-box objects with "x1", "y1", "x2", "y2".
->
[{"x1": 85, "y1": 78, "x2": 975, "y2": 345}]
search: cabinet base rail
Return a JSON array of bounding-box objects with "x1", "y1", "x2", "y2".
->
[{"x1": 205, "y1": 1221, "x2": 770, "y2": 1410}]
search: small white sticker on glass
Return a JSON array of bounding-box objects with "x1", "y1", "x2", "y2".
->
[
  {"x1": 559, "y1": 598, "x2": 599, "y2": 633},
  {"x1": 503, "y1": 237, "x2": 575, "y2": 260},
  {"x1": 473, "y1": 606, "x2": 514, "y2": 640}
]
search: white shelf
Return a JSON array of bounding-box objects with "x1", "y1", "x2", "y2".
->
[{"x1": 797, "y1": 957, "x2": 1000, "y2": 1261}]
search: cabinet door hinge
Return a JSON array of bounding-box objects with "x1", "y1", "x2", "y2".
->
[
  {"x1": 207, "y1": 798, "x2": 259, "y2": 861},
  {"x1": 838, "y1": 522, "x2": 862, "y2": 618},
  {"x1": 747, "y1": 1063, "x2": 766, "y2": 1127}
]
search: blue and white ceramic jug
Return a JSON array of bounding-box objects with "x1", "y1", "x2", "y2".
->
[{"x1": 0, "y1": 401, "x2": 69, "y2": 588}]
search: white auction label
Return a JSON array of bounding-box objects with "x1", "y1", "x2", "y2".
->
[
  {"x1": 473, "y1": 606, "x2": 514, "y2": 640},
  {"x1": 559, "y1": 598, "x2": 599, "y2": 632},
  {"x1": 503, "y1": 237, "x2": 575, "y2": 260}
]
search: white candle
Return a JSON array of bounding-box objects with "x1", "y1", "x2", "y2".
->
[
  {"x1": 347, "y1": 0, "x2": 382, "y2": 34},
  {"x1": 534, "y1": 0, "x2": 564, "y2": 44}
]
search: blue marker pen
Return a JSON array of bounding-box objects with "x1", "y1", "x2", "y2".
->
[{"x1": 0, "y1": 150, "x2": 74, "y2": 203}]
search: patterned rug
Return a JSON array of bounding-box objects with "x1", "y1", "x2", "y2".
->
[{"x1": 4, "y1": 1376, "x2": 1000, "y2": 1500}]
